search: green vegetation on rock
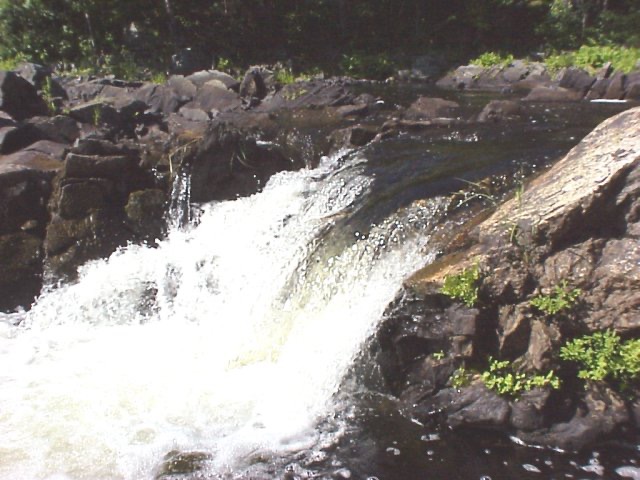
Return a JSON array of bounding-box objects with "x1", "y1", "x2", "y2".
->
[
  {"x1": 530, "y1": 281, "x2": 581, "y2": 315},
  {"x1": 560, "y1": 330, "x2": 640, "y2": 390},
  {"x1": 470, "y1": 52, "x2": 515, "y2": 68},
  {"x1": 481, "y1": 358, "x2": 560, "y2": 397},
  {"x1": 441, "y1": 264, "x2": 480, "y2": 307},
  {"x1": 545, "y1": 45, "x2": 640, "y2": 73}
]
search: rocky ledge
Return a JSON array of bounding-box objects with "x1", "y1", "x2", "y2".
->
[{"x1": 373, "y1": 106, "x2": 640, "y2": 451}]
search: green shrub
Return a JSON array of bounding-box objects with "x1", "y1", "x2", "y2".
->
[
  {"x1": 560, "y1": 330, "x2": 640, "y2": 390},
  {"x1": 451, "y1": 366, "x2": 472, "y2": 388},
  {"x1": 470, "y1": 52, "x2": 515, "y2": 68},
  {"x1": 274, "y1": 67, "x2": 297, "y2": 85},
  {"x1": 441, "y1": 264, "x2": 480, "y2": 307},
  {"x1": 530, "y1": 281, "x2": 580, "y2": 315},
  {"x1": 545, "y1": 45, "x2": 640, "y2": 74},
  {"x1": 482, "y1": 358, "x2": 560, "y2": 397}
]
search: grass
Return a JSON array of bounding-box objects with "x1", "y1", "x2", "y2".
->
[{"x1": 470, "y1": 51, "x2": 515, "y2": 68}]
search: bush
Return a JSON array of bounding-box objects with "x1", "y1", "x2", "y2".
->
[
  {"x1": 545, "y1": 45, "x2": 640, "y2": 74},
  {"x1": 560, "y1": 330, "x2": 640, "y2": 390},
  {"x1": 470, "y1": 51, "x2": 515, "y2": 68}
]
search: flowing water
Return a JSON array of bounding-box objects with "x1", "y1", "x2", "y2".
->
[{"x1": 0, "y1": 93, "x2": 637, "y2": 479}]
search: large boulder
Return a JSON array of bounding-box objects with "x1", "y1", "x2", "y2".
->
[
  {"x1": 376, "y1": 106, "x2": 640, "y2": 451},
  {"x1": 404, "y1": 97, "x2": 460, "y2": 121},
  {"x1": 0, "y1": 71, "x2": 49, "y2": 120}
]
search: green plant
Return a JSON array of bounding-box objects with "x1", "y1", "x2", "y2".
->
[
  {"x1": 470, "y1": 51, "x2": 515, "y2": 68},
  {"x1": 560, "y1": 330, "x2": 640, "y2": 390},
  {"x1": 451, "y1": 367, "x2": 472, "y2": 388},
  {"x1": 482, "y1": 358, "x2": 560, "y2": 397},
  {"x1": 216, "y1": 57, "x2": 233, "y2": 72},
  {"x1": 150, "y1": 71, "x2": 167, "y2": 85},
  {"x1": 545, "y1": 45, "x2": 640, "y2": 74},
  {"x1": 92, "y1": 106, "x2": 102, "y2": 126},
  {"x1": 42, "y1": 76, "x2": 57, "y2": 115},
  {"x1": 530, "y1": 281, "x2": 581, "y2": 315},
  {"x1": 441, "y1": 264, "x2": 480, "y2": 307},
  {"x1": 433, "y1": 351, "x2": 445, "y2": 360},
  {"x1": 274, "y1": 67, "x2": 297, "y2": 85}
]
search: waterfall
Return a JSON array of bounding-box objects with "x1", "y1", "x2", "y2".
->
[{"x1": 0, "y1": 150, "x2": 445, "y2": 480}]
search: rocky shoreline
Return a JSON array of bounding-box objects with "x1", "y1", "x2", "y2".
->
[{"x1": 1, "y1": 59, "x2": 639, "y2": 452}]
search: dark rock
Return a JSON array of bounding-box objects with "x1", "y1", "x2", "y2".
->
[
  {"x1": 335, "y1": 103, "x2": 368, "y2": 118},
  {"x1": 28, "y1": 115, "x2": 80, "y2": 145},
  {"x1": 135, "y1": 84, "x2": 185, "y2": 115},
  {"x1": 523, "y1": 86, "x2": 584, "y2": 102},
  {"x1": 58, "y1": 180, "x2": 110, "y2": 219},
  {"x1": 24, "y1": 140, "x2": 69, "y2": 161},
  {"x1": 125, "y1": 188, "x2": 166, "y2": 241},
  {"x1": 0, "y1": 125, "x2": 43, "y2": 154},
  {"x1": 65, "y1": 81, "x2": 107, "y2": 103},
  {"x1": 445, "y1": 383, "x2": 511, "y2": 429},
  {"x1": 178, "y1": 106, "x2": 210, "y2": 122},
  {"x1": 258, "y1": 80, "x2": 355, "y2": 112},
  {"x1": 498, "y1": 305, "x2": 531, "y2": 357},
  {"x1": 191, "y1": 84, "x2": 241, "y2": 113},
  {"x1": 329, "y1": 125, "x2": 378, "y2": 151},
  {"x1": 64, "y1": 153, "x2": 137, "y2": 180},
  {"x1": 585, "y1": 78, "x2": 611, "y2": 100},
  {"x1": 556, "y1": 67, "x2": 595, "y2": 95},
  {"x1": 624, "y1": 71, "x2": 640, "y2": 100},
  {"x1": 0, "y1": 71, "x2": 48, "y2": 120},
  {"x1": 183, "y1": 122, "x2": 303, "y2": 203},
  {"x1": 239, "y1": 68, "x2": 268, "y2": 99},
  {"x1": 0, "y1": 232, "x2": 43, "y2": 311},
  {"x1": 518, "y1": 385, "x2": 628, "y2": 451},
  {"x1": 0, "y1": 111, "x2": 15, "y2": 128},
  {"x1": 166, "y1": 76, "x2": 197, "y2": 100},
  {"x1": 436, "y1": 62, "x2": 550, "y2": 92},
  {"x1": 604, "y1": 72, "x2": 626, "y2": 100},
  {"x1": 477, "y1": 100, "x2": 522, "y2": 123},
  {"x1": 510, "y1": 389, "x2": 551, "y2": 431},
  {"x1": 404, "y1": 97, "x2": 460, "y2": 121}
]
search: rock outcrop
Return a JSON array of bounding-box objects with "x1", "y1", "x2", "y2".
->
[{"x1": 374, "y1": 106, "x2": 640, "y2": 451}]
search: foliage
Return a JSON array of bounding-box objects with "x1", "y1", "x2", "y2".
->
[
  {"x1": 216, "y1": 57, "x2": 233, "y2": 72},
  {"x1": 432, "y1": 351, "x2": 445, "y2": 360},
  {"x1": 274, "y1": 67, "x2": 297, "y2": 85},
  {"x1": 546, "y1": 45, "x2": 640, "y2": 74},
  {"x1": 482, "y1": 358, "x2": 560, "y2": 397},
  {"x1": 41, "y1": 76, "x2": 57, "y2": 115},
  {"x1": 470, "y1": 51, "x2": 515, "y2": 68},
  {"x1": 451, "y1": 367, "x2": 472, "y2": 388},
  {"x1": 340, "y1": 53, "x2": 396, "y2": 80},
  {"x1": 560, "y1": 330, "x2": 640, "y2": 390},
  {"x1": 150, "y1": 71, "x2": 167, "y2": 85},
  {"x1": 530, "y1": 281, "x2": 581, "y2": 315},
  {"x1": 441, "y1": 264, "x2": 480, "y2": 307}
]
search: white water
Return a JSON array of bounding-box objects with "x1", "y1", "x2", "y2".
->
[{"x1": 0, "y1": 152, "x2": 442, "y2": 479}]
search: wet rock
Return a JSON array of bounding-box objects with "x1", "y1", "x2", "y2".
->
[
  {"x1": 0, "y1": 232, "x2": 43, "y2": 311},
  {"x1": 443, "y1": 383, "x2": 511, "y2": 429},
  {"x1": 498, "y1": 305, "x2": 531, "y2": 357},
  {"x1": 335, "y1": 103, "x2": 368, "y2": 118},
  {"x1": 477, "y1": 100, "x2": 522, "y2": 123},
  {"x1": 0, "y1": 71, "x2": 48, "y2": 120},
  {"x1": 135, "y1": 83, "x2": 186, "y2": 115},
  {"x1": 0, "y1": 124, "x2": 43, "y2": 154},
  {"x1": 329, "y1": 125, "x2": 377, "y2": 151},
  {"x1": 166, "y1": 76, "x2": 197, "y2": 99},
  {"x1": 58, "y1": 180, "x2": 110, "y2": 219},
  {"x1": 258, "y1": 79, "x2": 356, "y2": 111},
  {"x1": 24, "y1": 140, "x2": 69, "y2": 161},
  {"x1": 191, "y1": 83, "x2": 242, "y2": 113},
  {"x1": 518, "y1": 384, "x2": 628, "y2": 451},
  {"x1": 510, "y1": 388, "x2": 551, "y2": 431},
  {"x1": 522, "y1": 86, "x2": 583, "y2": 102},
  {"x1": 404, "y1": 97, "x2": 460, "y2": 121},
  {"x1": 183, "y1": 122, "x2": 302, "y2": 203},
  {"x1": 625, "y1": 71, "x2": 640, "y2": 101},
  {"x1": 125, "y1": 188, "x2": 166, "y2": 242},
  {"x1": 436, "y1": 62, "x2": 550, "y2": 92},
  {"x1": 178, "y1": 106, "x2": 209, "y2": 122}
]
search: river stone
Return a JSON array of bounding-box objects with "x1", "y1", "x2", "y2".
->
[
  {"x1": 604, "y1": 72, "x2": 626, "y2": 100},
  {"x1": 28, "y1": 115, "x2": 80, "y2": 145},
  {"x1": 477, "y1": 100, "x2": 522, "y2": 123},
  {"x1": 522, "y1": 86, "x2": 583, "y2": 102},
  {"x1": 192, "y1": 84, "x2": 242, "y2": 113},
  {"x1": 404, "y1": 97, "x2": 460, "y2": 121},
  {"x1": 64, "y1": 153, "x2": 137, "y2": 179},
  {"x1": 0, "y1": 125, "x2": 43, "y2": 154},
  {"x1": 58, "y1": 180, "x2": 109, "y2": 219},
  {"x1": 556, "y1": 67, "x2": 595, "y2": 95},
  {"x1": 125, "y1": 188, "x2": 166, "y2": 241},
  {"x1": 187, "y1": 70, "x2": 239, "y2": 90}
]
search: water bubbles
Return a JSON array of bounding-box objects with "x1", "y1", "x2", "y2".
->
[
  {"x1": 522, "y1": 463, "x2": 542, "y2": 473},
  {"x1": 386, "y1": 447, "x2": 401, "y2": 456},
  {"x1": 617, "y1": 466, "x2": 640, "y2": 479}
]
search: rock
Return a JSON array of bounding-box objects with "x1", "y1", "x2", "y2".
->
[
  {"x1": 436, "y1": 62, "x2": 550, "y2": 92},
  {"x1": 239, "y1": 68, "x2": 268, "y2": 99},
  {"x1": 329, "y1": 125, "x2": 378, "y2": 151},
  {"x1": 518, "y1": 384, "x2": 628, "y2": 451},
  {"x1": 477, "y1": 100, "x2": 522, "y2": 123},
  {"x1": 58, "y1": 180, "x2": 110, "y2": 219},
  {"x1": 170, "y1": 48, "x2": 210, "y2": 75},
  {"x1": 191, "y1": 84, "x2": 242, "y2": 113},
  {"x1": 585, "y1": 78, "x2": 611, "y2": 100},
  {"x1": 522, "y1": 86, "x2": 584, "y2": 102},
  {"x1": 186, "y1": 70, "x2": 239, "y2": 91},
  {"x1": 24, "y1": 140, "x2": 69, "y2": 161},
  {"x1": 335, "y1": 103, "x2": 368, "y2": 118},
  {"x1": 604, "y1": 72, "x2": 626, "y2": 100},
  {"x1": 556, "y1": 67, "x2": 595, "y2": 95},
  {"x1": 167, "y1": 76, "x2": 197, "y2": 99},
  {"x1": 444, "y1": 383, "x2": 511, "y2": 429},
  {"x1": 0, "y1": 232, "x2": 43, "y2": 311},
  {"x1": 404, "y1": 97, "x2": 460, "y2": 120},
  {"x1": 178, "y1": 106, "x2": 210, "y2": 122},
  {"x1": 510, "y1": 389, "x2": 551, "y2": 431},
  {"x1": 182, "y1": 122, "x2": 303, "y2": 203},
  {"x1": 125, "y1": 189, "x2": 166, "y2": 241},
  {"x1": 0, "y1": 71, "x2": 48, "y2": 120},
  {"x1": 0, "y1": 125, "x2": 43, "y2": 154},
  {"x1": 28, "y1": 115, "x2": 80, "y2": 145},
  {"x1": 258, "y1": 79, "x2": 355, "y2": 111},
  {"x1": 624, "y1": 71, "x2": 640, "y2": 100},
  {"x1": 135, "y1": 83, "x2": 186, "y2": 115}
]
